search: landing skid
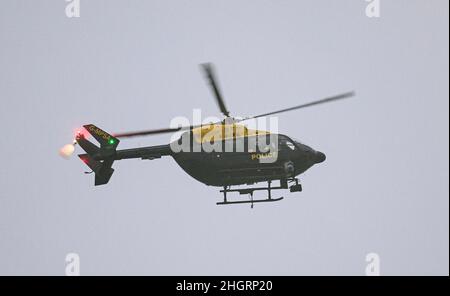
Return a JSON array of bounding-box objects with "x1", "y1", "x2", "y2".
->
[
  {"x1": 217, "y1": 180, "x2": 299, "y2": 208},
  {"x1": 217, "y1": 197, "x2": 284, "y2": 206}
]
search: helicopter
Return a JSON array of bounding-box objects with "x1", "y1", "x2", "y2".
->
[{"x1": 62, "y1": 63, "x2": 354, "y2": 206}]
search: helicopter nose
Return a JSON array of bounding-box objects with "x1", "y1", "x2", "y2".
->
[{"x1": 315, "y1": 151, "x2": 326, "y2": 163}]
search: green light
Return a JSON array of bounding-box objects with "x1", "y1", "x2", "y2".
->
[{"x1": 109, "y1": 139, "x2": 115, "y2": 145}]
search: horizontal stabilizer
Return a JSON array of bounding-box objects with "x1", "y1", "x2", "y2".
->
[{"x1": 79, "y1": 154, "x2": 115, "y2": 186}]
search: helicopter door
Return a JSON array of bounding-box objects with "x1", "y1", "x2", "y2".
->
[
  {"x1": 233, "y1": 136, "x2": 251, "y2": 165},
  {"x1": 203, "y1": 136, "x2": 224, "y2": 164}
]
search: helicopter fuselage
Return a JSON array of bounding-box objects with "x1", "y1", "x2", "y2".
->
[
  {"x1": 170, "y1": 133, "x2": 325, "y2": 186},
  {"x1": 81, "y1": 124, "x2": 326, "y2": 188},
  {"x1": 70, "y1": 62, "x2": 351, "y2": 204}
]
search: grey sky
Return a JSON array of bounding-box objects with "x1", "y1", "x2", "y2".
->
[{"x1": 0, "y1": 0, "x2": 448, "y2": 275}]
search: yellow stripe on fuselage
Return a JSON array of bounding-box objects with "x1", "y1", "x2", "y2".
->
[{"x1": 192, "y1": 124, "x2": 270, "y2": 143}]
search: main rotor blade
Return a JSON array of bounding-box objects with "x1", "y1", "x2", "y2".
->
[
  {"x1": 113, "y1": 91, "x2": 355, "y2": 138},
  {"x1": 112, "y1": 122, "x2": 218, "y2": 138},
  {"x1": 113, "y1": 127, "x2": 185, "y2": 138},
  {"x1": 201, "y1": 63, "x2": 230, "y2": 117},
  {"x1": 240, "y1": 91, "x2": 355, "y2": 121}
]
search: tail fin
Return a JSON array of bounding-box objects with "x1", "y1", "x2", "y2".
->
[
  {"x1": 83, "y1": 124, "x2": 119, "y2": 150},
  {"x1": 76, "y1": 124, "x2": 119, "y2": 186}
]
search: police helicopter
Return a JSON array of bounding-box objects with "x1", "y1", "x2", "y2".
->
[{"x1": 61, "y1": 63, "x2": 354, "y2": 206}]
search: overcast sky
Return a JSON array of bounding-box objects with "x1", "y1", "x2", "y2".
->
[{"x1": 0, "y1": 0, "x2": 448, "y2": 275}]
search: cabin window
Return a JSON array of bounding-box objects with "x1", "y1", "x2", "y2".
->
[{"x1": 256, "y1": 134, "x2": 276, "y2": 153}]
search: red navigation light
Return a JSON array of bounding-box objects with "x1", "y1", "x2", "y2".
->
[{"x1": 73, "y1": 127, "x2": 89, "y2": 140}]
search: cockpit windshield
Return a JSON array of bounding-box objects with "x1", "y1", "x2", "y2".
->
[
  {"x1": 287, "y1": 137, "x2": 314, "y2": 152},
  {"x1": 286, "y1": 140, "x2": 296, "y2": 150},
  {"x1": 280, "y1": 136, "x2": 297, "y2": 151}
]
